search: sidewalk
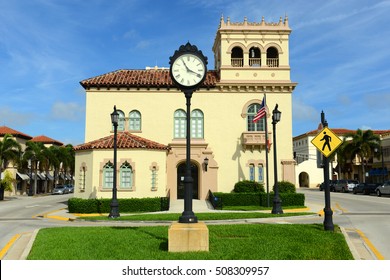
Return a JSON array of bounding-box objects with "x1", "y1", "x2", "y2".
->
[{"x1": 1, "y1": 201, "x2": 378, "y2": 260}]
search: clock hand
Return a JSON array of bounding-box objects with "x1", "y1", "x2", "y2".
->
[{"x1": 181, "y1": 59, "x2": 191, "y2": 72}]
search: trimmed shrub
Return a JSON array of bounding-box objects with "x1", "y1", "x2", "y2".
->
[
  {"x1": 233, "y1": 180, "x2": 264, "y2": 193},
  {"x1": 68, "y1": 197, "x2": 165, "y2": 214},
  {"x1": 214, "y1": 192, "x2": 262, "y2": 206},
  {"x1": 214, "y1": 192, "x2": 305, "y2": 208},
  {"x1": 276, "y1": 181, "x2": 296, "y2": 193}
]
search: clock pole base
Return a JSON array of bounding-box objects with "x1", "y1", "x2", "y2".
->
[{"x1": 168, "y1": 222, "x2": 209, "y2": 252}]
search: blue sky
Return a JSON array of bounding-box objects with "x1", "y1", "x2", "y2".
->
[{"x1": 1, "y1": 0, "x2": 389, "y2": 145}]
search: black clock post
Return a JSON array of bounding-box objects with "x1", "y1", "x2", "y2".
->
[
  {"x1": 169, "y1": 42, "x2": 208, "y2": 224},
  {"x1": 168, "y1": 42, "x2": 209, "y2": 253}
]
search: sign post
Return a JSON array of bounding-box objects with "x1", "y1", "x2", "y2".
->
[{"x1": 311, "y1": 111, "x2": 342, "y2": 231}]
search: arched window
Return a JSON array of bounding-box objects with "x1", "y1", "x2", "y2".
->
[
  {"x1": 249, "y1": 164, "x2": 255, "y2": 181},
  {"x1": 129, "y1": 110, "x2": 141, "y2": 131},
  {"x1": 231, "y1": 46, "x2": 243, "y2": 67},
  {"x1": 258, "y1": 165, "x2": 264, "y2": 182},
  {"x1": 266, "y1": 47, "x2": 279, "y2": 67},
  {"x1": 249, "y1": 47, "x2": 261, "y2": 67},
  {"x1": 151, "y1": 166, "x2": 157, "y2": 190},
  {"x1": 247, "y1": 103, "x2": 265, "y2": 131},
  {"x1": 191, "y1": 109, "x2": 204, "y2": 139},
  {"x1": 174, "y1": 109, "x2": 186, "y2": 138},
  {"x1": 79, "y1": 166, "x2": 86, "y2": 190},
  {"x1": 120, "y1": 161, "x2": 133, "y2": 189},
  {"x1": 103, "y1": 161, "x2": 114, "y2": 189}
]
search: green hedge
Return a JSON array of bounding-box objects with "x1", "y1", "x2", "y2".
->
[
  {"x1": 233, "y1": 180, "x2": 265, "y2": 193},
  {"x1": 213, "y1": 192, "x2": 305, "y2": 208},
  {"x1": 68, "y1": 197, "x2": 168, "y2": 213}
]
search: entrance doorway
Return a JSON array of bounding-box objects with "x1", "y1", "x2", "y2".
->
[
  {"x1": 299, "y1": 172, "x2": 310, "y2": 188},
  {"x1": 177, "y1": 162, "x2": 199, "y2": 199}
]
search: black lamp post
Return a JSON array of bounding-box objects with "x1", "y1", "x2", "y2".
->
[
  {"x1": 271, "y1": 104, "x2": 283, "y2": 214},
  {"x1": 108, "y1": 105, "x2": 120, "y2": 218}
]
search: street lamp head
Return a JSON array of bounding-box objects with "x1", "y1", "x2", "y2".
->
[
  {"x1": 111, "y1": 105, "x2": 119, "y2": 125},
  {"x1": 272, "y1": 104, "x2": 281, "y2": 123}
]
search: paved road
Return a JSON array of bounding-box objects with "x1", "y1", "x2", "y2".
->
[
  {"x1": 0, "y1": 194, "x2": 73, "y2": 251},
  {"x1": 298, "y1": 188, "x2": 390, "y2": 259}
]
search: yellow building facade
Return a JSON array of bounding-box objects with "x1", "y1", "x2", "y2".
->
[{"x1": 74, "y1": 16, "x2": 297, "y2": 201}]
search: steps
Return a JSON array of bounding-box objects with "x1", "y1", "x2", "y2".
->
[{"x1": 168, "y1": 199, "x2": 214, "y2": 213}]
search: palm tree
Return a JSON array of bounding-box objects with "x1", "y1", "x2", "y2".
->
[
  {"x1": 333, "y1": 140, "x2": 349, "y2": 179},
  {"x1": 344, "y1": 129, "x2": 380, "y2": 183},
  {"x1": 23, "y1": 141, "x2": 46, "y2": 195},
  {"x1": 0, "y1": 134, "x2": 22, "y2": 199}
]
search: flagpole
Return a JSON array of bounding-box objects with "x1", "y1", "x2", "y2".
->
[{"x1": 264, "y1": 94, "x2": 270, "y2": 207}]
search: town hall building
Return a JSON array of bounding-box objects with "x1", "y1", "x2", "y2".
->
[{"x1": 74, "y1": 16, "x2": 297, "y2": 201}]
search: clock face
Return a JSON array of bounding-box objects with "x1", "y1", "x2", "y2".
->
[{"x1": 171, "y1": 54, "x2": 206, "y2": 87}]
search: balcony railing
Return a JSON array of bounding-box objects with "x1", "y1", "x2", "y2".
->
[
  {"x1": 266, "y1": 58, "x2": 279, "y2": 67},
  {"x1": 249, "y1": 58, "x2": 261, "y2": 67},
  {"x1": 231, "y1": 58, "x2": 243, "y2": 67},
  {"x1": 241, "y1": 131, "x2": 272, "y2": 151}
]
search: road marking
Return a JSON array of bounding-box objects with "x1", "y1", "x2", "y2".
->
[
  {"x1": 356, "y1": 229, "x2": 385, "y2": 260},
  {"x1": 335, "y1": 202, "x2": 348, "y2": 213},
  {"x1": 0, "y1": 234, "x2": 21, "y2": 259},
  {"x1": 25, "y1": 205, "x2": 52, "y2": 208}
]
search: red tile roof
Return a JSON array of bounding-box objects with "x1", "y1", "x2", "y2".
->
[
  {"x1": 31, "y1": 135, "x2": 64, "y2": 146},
  {"x1": 80, "y1": 69, "x2": 219, "y2": 89},
  {"x1": 74, "y1": 132, "x2": 169, "y2": 151},
  {"x1": 0, "y1": 126, "x2": 32, "y2": 140}
]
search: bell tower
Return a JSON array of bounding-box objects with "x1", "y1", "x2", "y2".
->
[{"x1": 212, "y1": 15, "x2": 293, "y2": 88}]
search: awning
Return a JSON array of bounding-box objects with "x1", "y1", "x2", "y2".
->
[
  {"x1": 17, "y1": 172, "x2": 30, "y2": 181},
  {"x1": 32, "y1": 172, "x2": 45, "y2": 180},
  {"x1": 45, "y1": 173, "x2": 54, "y2": 180}
]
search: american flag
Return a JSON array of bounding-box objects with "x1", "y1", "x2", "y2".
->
[{"x1": 253, "y1": 98, "x2": 266, "y2": 122}]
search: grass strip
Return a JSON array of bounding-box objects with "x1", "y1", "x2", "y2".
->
[{"x1": 28, "y1": 224, "x2": 353, "y2": 260}]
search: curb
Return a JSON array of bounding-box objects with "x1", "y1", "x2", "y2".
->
[{"x1": 20, "y1": 229, "x2": 39, "y2": 260}]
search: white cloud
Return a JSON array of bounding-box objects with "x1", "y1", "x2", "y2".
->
[
  {"x1": 50, "y1": 102, "x2": 84, "y2": 121},
  {"x1": 0, "y1": 106, "x2": 34, "y2": 126},
  {"x1": 293, "y1": 99, "x2": 318, "y2": 121}
]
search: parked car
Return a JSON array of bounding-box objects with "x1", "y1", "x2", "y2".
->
[
  {"x1": 52, "y1": 185, "x2": 69, "y2": 195},
  {"x1": 353, "y1": 183, "x2": 380, "y2": 195},
  {"x1": 65, "y1": 184, "x2": 74, "y2": 193},
  {"x1": 375, "y1": 181, "x2": 390, "y2": 197},
  {"x1": 319, "y1": 180, "x2": 336, "y2": 191},
  {"x1": 334, "y1": 179, "x2": 359, "y2": 193}
]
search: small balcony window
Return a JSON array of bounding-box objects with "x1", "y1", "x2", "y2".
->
[
  {"x1": 249, "y1": 47, "x2": 261, "y2": 67},
  {"x1": 266, "y1": 47, "x2": 279, "y2": 67},
  {"x1": 231, "y1": 47, "x2": 243, "y2": 67}
]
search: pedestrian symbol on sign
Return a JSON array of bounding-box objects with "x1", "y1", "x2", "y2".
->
[{"x1": 320, "y1": 131, "x2": 332, "y2": 152}]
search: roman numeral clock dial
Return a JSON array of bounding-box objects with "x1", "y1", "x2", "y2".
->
[{"x1": 169, "y1": 43, "x2": 207, "y2": 90}]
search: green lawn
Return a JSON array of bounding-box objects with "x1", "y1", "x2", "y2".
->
[{"x1": 27, "y1": 224, "x2": 353, "y2": 260}]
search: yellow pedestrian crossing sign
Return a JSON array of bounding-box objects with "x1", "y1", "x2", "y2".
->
[{"x1": 311, "y1": 127, "x2": 343, "y2": 157}]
